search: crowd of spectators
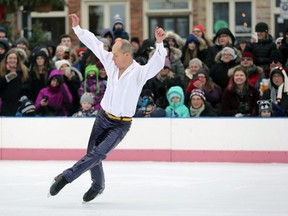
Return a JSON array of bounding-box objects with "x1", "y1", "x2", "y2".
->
[{"x1": 1, "y1": 16, "x2": 288, "y2": 118}]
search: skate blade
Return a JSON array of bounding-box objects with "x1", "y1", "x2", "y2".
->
[{"x1": 47, "y1": 178, "x2": 56, "y2": 198}]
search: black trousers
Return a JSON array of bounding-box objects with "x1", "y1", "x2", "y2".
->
[{"x1": 63, "y1": 109, "x2": 131, "y2": 192}]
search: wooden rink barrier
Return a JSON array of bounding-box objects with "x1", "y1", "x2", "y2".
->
[{"x1": 0, "y1": 117, "x2": 288, "y2": 163}]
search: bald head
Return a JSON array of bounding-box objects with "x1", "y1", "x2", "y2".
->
[{"x1": 113, "y1": 38, "x2": 133, "y2": 56}]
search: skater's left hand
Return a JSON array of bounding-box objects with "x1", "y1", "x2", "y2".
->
[{"x1": 155, "y1": 27, "x2": 166, "y2": 43}]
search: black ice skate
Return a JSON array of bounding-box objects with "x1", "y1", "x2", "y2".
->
[
  {"x1": 83, "y1": 186, "x2": 104, "y2": 202},
  {"x1": 49, "y1": 174, "x2": 68, "y2": 196}
]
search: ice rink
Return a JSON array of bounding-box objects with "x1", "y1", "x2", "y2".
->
[{"x1": 1, "y1": 161, "x2": 288, "y2": 216}]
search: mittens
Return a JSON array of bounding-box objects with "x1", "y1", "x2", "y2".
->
[{"x1": 5, "y1": 72, "x2": 18, "y2": 83}]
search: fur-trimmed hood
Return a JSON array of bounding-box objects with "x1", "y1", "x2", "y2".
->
[
  {"x1": 166, "y1": 31, "x2": 185, "y2": 48},
  {"x1": 169, "y1": 46, "x2": 182, "y2": 61},
  {"x1": 228, "y1": 64, "x2": 263, "y2": 77}
]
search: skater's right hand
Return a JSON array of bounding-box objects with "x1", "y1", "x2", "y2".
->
[{"x1": 69, "y1": 14, "x2": 80, "y2": 27}]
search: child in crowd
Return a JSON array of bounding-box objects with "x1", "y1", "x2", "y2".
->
[
  {"x1": 16, "y1": 96, "x2": 36, "y2": 117},
  {"x1": 73, "y1": 93, "x2": 98, "y2": 117},
  {"x1": 165, "y1": 86, "x2": 190, "y2": 117},
  {"x1": 257, "y1": 99, "x2": 273, "y2": 117},
  {"x1": 134, "y1": 89, "x2": 166, "y2": 117},
  {"x1": 78, "y1": 64, "x2": 106, "y2": 111}
]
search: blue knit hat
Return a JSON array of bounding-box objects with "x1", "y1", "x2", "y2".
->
[
  {"x1": 113, "y1": 14, "x2": 124, "y2": 27},
  {"x1": 185, "y1": 34, "x2": 199, "y2": 46}
]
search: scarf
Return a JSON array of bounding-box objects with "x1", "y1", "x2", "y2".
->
[{"x1": 190, "y1": 104, "x2": 205, "y2": 117}]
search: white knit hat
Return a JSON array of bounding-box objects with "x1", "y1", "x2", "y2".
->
[{"x1": 55, "y1": 59, "x2": 71, "y2": 70}]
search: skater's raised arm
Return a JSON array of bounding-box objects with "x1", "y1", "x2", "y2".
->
[
  {"x1": 69, "y1": 14, "x2": 80, "y2": 27},
  {"x1": 155, "y1": 27, "x2": 166, "y2": 44}
]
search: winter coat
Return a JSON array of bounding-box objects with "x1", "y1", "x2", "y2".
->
[
  {"x1": 250, "y1": 34, "x2": 277, "y2": 70},
  {"x1": 168, "y1": 47, "x2": 185, "y2": 81},
  {"x1": 189, "y1": 101, "x2": 218, "y2": 117},
  {"x1": 0, "y1": 69, "x2": 32, "y2": 116},
  {"x1": 210, "y1": 50, "x2": 241, "y2": 91},
  {"x1": 35, "y1": 70, "x2": 73, "y2": 116},
  {"x1": 221, "y1": 86, "x2": 260, "y2": 116},
  {"x1": 165, "y1": 86, "x2": 190, "y2": 117},
  {"x1": 72, "y1": 107, "x2": 98, "y2": 117}
]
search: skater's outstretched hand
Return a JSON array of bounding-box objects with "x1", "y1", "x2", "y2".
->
[
  {"x1": 155, "y1": 27, "x2": 166, "y2": 43},
  {"x1": 69, "y1": 14, "x2": 80, "y2": 27}
]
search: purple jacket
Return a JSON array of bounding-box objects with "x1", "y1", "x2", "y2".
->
[{"x1": 35, "y1": 70, "x2": 73, "y2": 116}]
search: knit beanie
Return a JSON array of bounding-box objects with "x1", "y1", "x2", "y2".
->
[
  {"x1": 55, "y1": 59, "x2": 71, "y2": 70},
  {"x1": 0, "y1": 26, "x2": 6, "y2": 34},
  {"x1": 190, "y1": 89, "x2": 206, "y2": 101},
  {"x1": 193, "y1": 25, "x2": 205, "y2": 33},
  {"x1": 113, "y1": 14, "x2": 124, "y2": 27},
  {"x1": 76, "y1": 47, "x2": 87, "y2": 56},
  {"x1": 84, "y1": 65, "x2": 100, "y2": 94},
  {"x1": 255, "y1": 22, "x2": 268, "y2": 33},
  {"x1": 80, "y1": 93, "x2": 94, "y2": 105},
  {"x1": 221, "y1": 47, "x2": 236, "y2": 57},
  {"x1": 185, "y1": 34, "x2": 200, "y2": 46},
  {"x1": 242, "y1": 52, "x2": 254, "y2": 62},
  {"x1": 257, "y1": 99, "x2": 273, "y2": 113},
  {"x1": 15, "y1": 37, "x2": 29, "y2": 47},
  {"x1": 196, "y1": 68, "x2": 209, "y2": 79},
  {"x1": 18, "y1": 96, "x2": 35, "y2": 114}
]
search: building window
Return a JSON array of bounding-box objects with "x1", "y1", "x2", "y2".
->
[
  {"x1": 86, "y1": 2, "x2": 128, "y2": 36},
  {"x1": 213, "y1": 2, "x2": 229, "y2": 33},
  {"x1": 212, "y1": 1, "x2": 252, "y2": 37},
  {"x1": 149, "y1": 16, "x2": 189, "y2": 39},
  {"x1": 146, "y1": 0, "x2": 191, "y2": 39},
  {"x1": 235, "y1": 2, "x2": 252, "y2": 33}
]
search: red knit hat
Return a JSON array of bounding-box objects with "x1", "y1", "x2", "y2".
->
[
  {"x1": 193, "y1": 25, "x2": 205, "y2": 33},
  {"x1": 77, "y1": 47, "x2": 87, "y2": 56},
  {"x1": 242, "y1": 52, "x2": 254, "y2": 62}
]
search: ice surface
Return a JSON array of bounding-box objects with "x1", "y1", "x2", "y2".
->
[{"x1": 0, "y1": 161, "x2": 288, "y2": 216}]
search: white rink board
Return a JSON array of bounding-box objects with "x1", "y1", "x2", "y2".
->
[{"x1": 1, "y1": 117, "x2": 288, "y2": 151}]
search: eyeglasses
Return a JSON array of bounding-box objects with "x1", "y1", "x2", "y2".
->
[{"x1": 241, "y1": 57, "x2": 252, "y2": 61}]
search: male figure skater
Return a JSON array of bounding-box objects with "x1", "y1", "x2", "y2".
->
[{"x1": 49, "y1": 14, "x2": 167, "y2": 202}]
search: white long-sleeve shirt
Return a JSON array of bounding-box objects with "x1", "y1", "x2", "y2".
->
[{"x1": 73, "y1": 25, "x2": 167, "y2": 117}]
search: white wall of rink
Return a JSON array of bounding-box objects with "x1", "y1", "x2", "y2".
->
[{"x1": 1, "y1": 117, "x2": 288, "y2": 162}]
